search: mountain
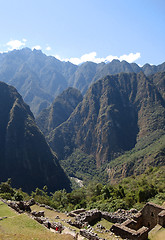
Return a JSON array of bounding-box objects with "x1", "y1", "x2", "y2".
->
[
  {"x1": 0, "y1": 48, "x2": 77, "y2": 116},
  {"x1": 142, "y1": 62, "x2": 165, "y2": 76},
  {"x1": 36, "y1": 87, "x2": 83, "y2": 136},
  {"x1": 0, "y1": 48, "x2": 165, "y2": 117},
  {"x1": 0, "y1": 81, "x2": 71, "y2": 193},
  {"x1": 150, "y1": 71, "x2": 165, "y2": 101},
  {"x1": 48, "y1": 72, "x2": 165, "y2": 171}
]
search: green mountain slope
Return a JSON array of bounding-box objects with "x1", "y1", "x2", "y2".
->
[{"x1": 47, "y1": 72, "x2": 165, "y2": 180}]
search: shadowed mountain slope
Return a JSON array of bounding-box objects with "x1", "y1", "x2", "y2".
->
[
  {"x1": 36, "y1": 87, "x2": 83, "y2": 136},
  {"x1": 0, "y1": 81, "x2": 71, "y2": 193}
]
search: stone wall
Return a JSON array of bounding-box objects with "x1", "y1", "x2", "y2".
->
[
  {"x1": 70, "y1": 208, "x2": 137, "y2": 229},
  {"x1": 110, "y1": 224, "x2": 149, "y2": 240},
  {"x1": 158, "y1": 210, "x2": 165, "y2": 227},
  {"x1": 140, "y1": 202, "x2": 165, "y2": 230},
  {"x1": 110, "y1": 202, "x2": 165, "y2": 240}
]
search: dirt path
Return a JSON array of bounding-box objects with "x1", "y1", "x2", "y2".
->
[{"x1": 62, "y1": 228, "x2": 85, "y2": 239}]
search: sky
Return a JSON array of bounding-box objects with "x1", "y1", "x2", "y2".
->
[{"x1": 0, "y1": 0, "x2": 165, "y2": 66}]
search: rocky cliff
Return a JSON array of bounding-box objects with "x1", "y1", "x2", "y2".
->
[
  {"x1": 36, "y1": 87, "x2": 83, "y2": 136},
  {"x1": 0, "y1": 81, "x2": 71, "y2": 193},
  {"x1": 48, "y1": 72, "x2": 165, "y2": 168}
]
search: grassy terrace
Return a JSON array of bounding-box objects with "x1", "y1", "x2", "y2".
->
[
  {"x1": 0, "y1": 200, "x2": 74, "y2": 240},
  {"x1": 149, "y1": 226, "x2": 165, "y2": 240},
  {"x1": 0, "y1": 200, "x2": 165, "y2": 240},
  {"x1": 31, "y1": 204, "x2": 122, "y2": 240}
]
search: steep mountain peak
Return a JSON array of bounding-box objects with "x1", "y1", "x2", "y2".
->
[
  {"x1": 36, "y1": 87, "x2": 83, "y2": 136},
  {"x1": 48, "y1": 72, "x2": 165, "y2": 168},
  {"x1": 0, "y1": 48, "x2": 165, "y2": 117},
  {"x1": 0, "y1": 81, "x2": 71, "y2": 193}
]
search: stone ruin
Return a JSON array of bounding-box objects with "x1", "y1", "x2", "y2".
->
[
  {"x1": 66, "y1": 208, "x2": 139, "y2": 240},
  {"x1": 68, "y1": 208, "x2": 86, "y2": 217},
  {"x1": 34, "y1": 216, "x2": 64, "y2": 232},
  {"x1": 3, "y1": 198, "x2": 165, "y2": 240},
  {"x1": 80, "y1": 229, "x2": 100, "y2": 240},
  {"x1": 110, "y1": 202, "x2": 165, "y2": 240},
  {"x1": 1, "y1": 198, "x2": 64, "y2": 234},
  {"x1": 68, "y1": 208, "x2": 138, "y2": 229},
  {"x1": 31, "y1": 210, "x2": 45, "y2": 217},
  {"x1": 67, "y1": 204, "x2": 165, "y2": 240},
  {"x1": 7, "y1": 200, "x2": 31, "y2": 213}
]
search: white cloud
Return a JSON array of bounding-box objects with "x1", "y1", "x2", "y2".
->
[
  {"x1": 55, "y1": 52, "x2": 141, "y2": 65},
  {"x1": 6, "y1": 39, "x2": 26, "y2": 50},
  {"x1": 118, "y1": 53, "x2": 141, "y2": 63},
  {"x1": 22, "y1": 38, "x2": 27, "y2": 42},
  {"x1": 46, "y1": 46, "x2": 51, "y2": 51},
  {"x1": 32, "y1": 45, "x2": 42, "y2": 50}
]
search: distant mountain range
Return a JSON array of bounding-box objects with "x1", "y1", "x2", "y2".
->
[
  {"x1": 0, "y1": 48, "x2": 165, "y2": 116},
  {"x1": 0, "y1": 48, "x2": 165, "y2": 188},
  {"x1": 0, "y1": 81, "x2": 71, "y2": 193}
]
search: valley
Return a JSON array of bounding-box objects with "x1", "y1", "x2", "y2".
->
[{"x1": 0, "y1": 48, "x2": 164, "y2": 239}]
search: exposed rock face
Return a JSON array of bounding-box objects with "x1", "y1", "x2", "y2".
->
[
  {"x1": 150, "y1": 71, "x2": 165, "y2": 101},
  {"x1": 0, "y1": 81, "x2": 71, "y2": 193},
  {"x1": 0, "y1": 48, "x2": 165, "y2": 116},
  {"x1": 36, "y1": 87, "x2": 83, "y2": 136},
  {"x1": 48, "y1": 72, "x2": 165, "y2": 166},
  {"x1": 0, "y1": 48, "x2": 76, "y2": 116}
]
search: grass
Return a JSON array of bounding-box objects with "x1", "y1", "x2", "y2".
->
[
  {"x1": 31, "y1": 205, "x2": 123, "y2": 239},
  {"x1": 31, "y1": 204, "x2": 79, "y2": 232},
  {"x1": 0, "y1": 201, "x2": 74, "y2": 240},
  {"x1": 31, "y1": 204, "x2": 165, "y2": 240},
  {"x1": 1, "y1": 201, "x2": 164, "y2": 240},
  {"x1": 149, "y1": 226, "x2": 165, "y2": 240},
  {"x1": 31, "y1": 204, "x2": 75, "y2": 222},
  {"x1": 92, "y1": 218, "x2": 122, "y2": 240},
  {"x1": 0, "y1": 201, "x2": 17, "y2": 218}
]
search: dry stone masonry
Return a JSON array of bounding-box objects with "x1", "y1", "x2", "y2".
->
[
  {"x1": 2, "y1": 198, "x2": 165, "y2": 240},
  {"x1": 110, "y1": 202, "x2": 165, "y2": 240}
]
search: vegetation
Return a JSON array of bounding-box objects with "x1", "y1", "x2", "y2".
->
[
  {"x1": 1, "y1": 166, "x2": 164, "y2": 213},
  {"x1": 60, "y1": 148, "x2": 108, "y2": 185},
  {"x1": 0, "y1": 167, "x2": 164, "y2": 239},
  {"x1": 48, "y1": 72, "x2": 165, "y2": 180},
  {"x1": 107, "y1": 132, "x2": 165, "y2": 182},
  {"x1": 0, "y1": 200, "x2": 74, "y2": 240}
]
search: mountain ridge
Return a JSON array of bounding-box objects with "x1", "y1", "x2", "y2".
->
[
  {"x1": 47, "y1": 72, "x2": 165, "y2": 170},
  {"x1": 0, "y1": 48, "x2": 165, "y2": 116}
]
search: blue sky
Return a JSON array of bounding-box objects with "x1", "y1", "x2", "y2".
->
[{"x1": 0, "y1": 0, "x2": 164, "y2": 65}]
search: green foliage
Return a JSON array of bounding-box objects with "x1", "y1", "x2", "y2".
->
[
  {"x1": 107, "y1": 132, "x2": 165, "y2": 181},
  {"x1": 0, "y1": 192, "x2": 12, "y2": 200},
  {"x1": 14, "y1": 191, "x2": 23, "y2": 201},
  {"x1": 0, "y1": 179, "x2": 15, "y2": 200},
  {"x1": 0, "y1": 166, "x2": 164, "y2": 214},
  {"x1": 60, "y1": 149, "x2": 108, "y2": 186}
]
